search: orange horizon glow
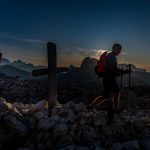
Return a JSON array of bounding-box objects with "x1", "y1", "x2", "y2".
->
[{"x1": 2, "y1": 50, "x2": 150, "y2": 72}]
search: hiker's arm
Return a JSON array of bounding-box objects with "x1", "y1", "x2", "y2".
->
[
  {"x1": 122, "y1": 69, "x2": 132, "y2": 74},
  {"x1": 117, "y1": 69, "x2": 132, "y2": 76}
]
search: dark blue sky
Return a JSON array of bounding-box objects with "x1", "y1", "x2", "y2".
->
[{"x1": 0, "y1": 0, "x2": 150, "y2": 70}]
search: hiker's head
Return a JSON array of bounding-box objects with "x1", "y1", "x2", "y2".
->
[{"x1": 112, "y1": 44, "x2": 122, "y2": 55}]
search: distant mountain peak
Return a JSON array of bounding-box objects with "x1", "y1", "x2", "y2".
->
[
  {"x1": 0, "y1": 57, "x2": 46, "y2": 73},
  {"x1": 13, "y1": 59, "x2": 23, "y2": 63},
  {"x1": 1, "y1": 58, "x2": 11, "y2": 66},
  {"x1": 13, "y1": 59, "x2": 29, "y2": 65}
]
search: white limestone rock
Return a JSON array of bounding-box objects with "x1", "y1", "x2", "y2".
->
[
  {"x1": 30, "y1": 100, "x2": 48, "y2": 112},
  {"x1": 0, "y1": 97, "x2": 22, "y2": 116}
]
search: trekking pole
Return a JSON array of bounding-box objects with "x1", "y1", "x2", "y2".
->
[
  {"x1": 128, "y1": 64, "x2": 131, "y2": 118},
  {"x1": 118, "y1": 68, "x2": 124, "y2": 111},
  {"x1": 120, "y1": 68, "x2": 123, "y2": 88}
]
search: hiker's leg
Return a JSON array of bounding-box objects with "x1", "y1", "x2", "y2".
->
[
  {"x1": 88, "y1": 77, "x2": 110, "y2": 109},
  {"x1": 112, "y1": 92, "x2": 120, "y2": 109},
  {"x1": 112, "y1": 77, "x2": 120, "y2": 109},
  {"x1": 89, "y1": 96, "x2": 107, "y2": 108}
]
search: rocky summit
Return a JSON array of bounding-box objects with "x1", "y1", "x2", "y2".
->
[{"x1": 0, "y1": 97, "x2": 149, "y2": 150}]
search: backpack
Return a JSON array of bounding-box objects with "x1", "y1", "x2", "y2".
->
[{"x1": 94, "y1": 51, "x2": 107, "y2": 77}]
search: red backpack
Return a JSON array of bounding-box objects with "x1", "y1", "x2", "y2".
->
[{"x1": 94, "y1": 51, "x2": 107, "y2": 77}]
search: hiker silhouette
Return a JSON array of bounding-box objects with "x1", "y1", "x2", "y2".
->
[{"x1": 88, "y1": 44, "x2": 131, "y2": 123}]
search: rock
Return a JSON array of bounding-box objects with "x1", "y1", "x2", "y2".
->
[
  {"x1": 82, "y1": 125, "x2": 98, "y2": 143},
  {"x1": 123, "y1": 140, "x2": 140, "y2": 150},
  {"x1": 103, "y1": 120, "x2": 137, "y2": 141},
  {"x1": 67, "y1": 112, "x2": 76, "y2": 123},
  {"x1": 34, "y1": 111, "x2": 48, "y2": 120},
  {"x1": 55, "y1": 135, "x2": 74, "y2": 150},
  {"x1": 74, "y1": 103, "x2": 86, "y2": 112},
  {"x1": 110, "y1": 143, "x2": 122, "y2": 150},
  {"x1": 139, "y1": 135, "x2": 150, "y2": 150},
  {"x1": 64, "y1": 101, "x2": 75, "y2": 109},
  {"x1": 13, "y1": 102, "x2": 33, "y2": 115},
  {"x1": 4, "y1": 114, "x2": 28, "y2": 136},
  {"x1": 93, "y1": 111, "x2": 107, "y2": 127},
  {"x1": 26, "y1": 117, "x2": 37, "y2": 130},
  {"x1": 72, "y1": 123, "x2": 98, "y2": 145},
  {"x1": 94, "y1": 147, "x2": 106, "y2": 150},
  {"x1": 0, "y1": 97, "x2": 149, "y2": 150},
  {"x1": 76, "y1": 146, "x2": 90, "y2": 150},
  {"x1": 132, "y1": 119, "x2": 147, "y2": 132},
  {"x1": 30, "y1": 100, "x2": 48, "y2": 112},
  {"x1": 0, "y1": 97, "x2": 22, "y2": 116},
  {"x1": 51, "y1": 105, "x2": 63, "y2": 117},
  {"x1": 51, "y1": 102, "x2": 78, "y2": 124},
  {"x1": 54, "y1": 123, "x2": 69, "y2": 137},
  {"x1": 38, "y1": 118, "x2": 55, "y2": 130},
  {"x1": 36, "y1": 143, "x2": 47, "y2": 150},
  {"x1": 57, "y1": 145, "x2": 75, "y2": 150}
]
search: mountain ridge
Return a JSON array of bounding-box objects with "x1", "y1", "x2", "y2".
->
[
  {"x1": 0, "y1": 65, "x2": 32, "y2": 79},
  {"x1": 1, "y1": 58, "x2": 46, "y2": 72},
  {"x1": 0, "y1": 57, "x2": 150, "y2": 85}
]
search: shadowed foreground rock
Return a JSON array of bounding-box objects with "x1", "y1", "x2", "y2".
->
[{"x1": 0, "y1": 98, "x2": 149, "y2": 150}]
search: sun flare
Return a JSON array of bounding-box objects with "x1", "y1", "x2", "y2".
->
[{"x1": 93, "y1": 49, "x2": 108, "y2": 59}]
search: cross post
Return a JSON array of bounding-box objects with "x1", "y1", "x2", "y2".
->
[
  {"x1": 47, "y1": 42, "x2": 57, "y2": 108},
  {"x1": 32, "y1": 42, "x2": 68, "y2": 109}
]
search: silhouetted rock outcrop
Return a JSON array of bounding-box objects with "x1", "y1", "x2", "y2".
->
[{"x1": 80, "y1": 57, "x2": 97, "y2": 72}]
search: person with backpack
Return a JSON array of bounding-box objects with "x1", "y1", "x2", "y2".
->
[{"x1": 87, "y1": 44, "x2": 131, "y2": 122}]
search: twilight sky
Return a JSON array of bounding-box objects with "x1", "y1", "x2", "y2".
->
[{"x1": 0, "y1": 0, "x2": 150, "y2": 71}]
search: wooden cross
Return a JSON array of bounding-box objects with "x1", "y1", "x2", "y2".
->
[{"x1": 32, "y1": 42, "x2": 68, "y2": 109}]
